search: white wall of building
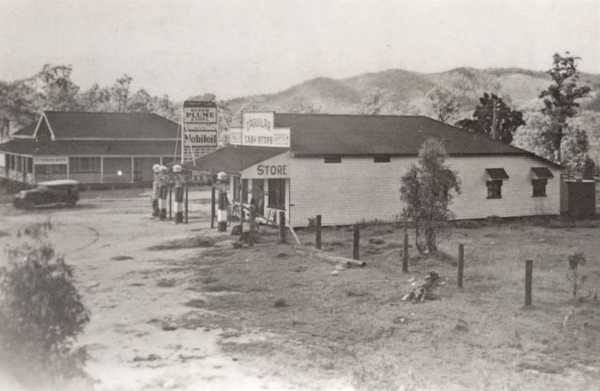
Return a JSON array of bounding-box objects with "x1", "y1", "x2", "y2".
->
[{"x1": 288, "y1": 155, "x2": 561, "y2": 227}]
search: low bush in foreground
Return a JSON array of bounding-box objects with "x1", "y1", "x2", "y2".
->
[{"x1": 0, "y1": 222, "x2": 90, "y2": 388}]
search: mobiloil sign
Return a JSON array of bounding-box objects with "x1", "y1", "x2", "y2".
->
[{"x1": 181, "y1": 100, "x2": 218, "y2": 163}]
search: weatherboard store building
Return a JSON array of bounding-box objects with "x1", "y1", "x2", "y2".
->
[{"x1": 191, "y1": 111, "x2": 562, "y2": 227}]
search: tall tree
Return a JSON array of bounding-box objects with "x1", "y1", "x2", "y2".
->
[
  {"x1": 0, "y1": 80, "x2": 39, "y2": 140},
  {"x1": 76, "y1": 83, "x2": 112, "y2": 112},
  {"x1": 560, "y1": 124, "x2": 594, "y2": 176},
  {"x1": 513, "y1": 111, "x2": 555, "y2": 161},
  {"x1": 127, "y1": 89, "x2": 153, "y2": 112},
  {"x1": 37, "y1": 64, "x2": 81, "y2": 111},
  {"x1": 539, "y1": 52, "x2": 591, "y2": 161},
  {"x1": 111, "y1": 74, "x2": 133, "y2": 112},
  {"x1": 456, "y1": 92, "x2": 525, "y2": 144},
  {"x1": 400, "y1": 138, "x2": 461, "y2": 254}
]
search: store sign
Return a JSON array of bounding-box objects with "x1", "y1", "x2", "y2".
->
[
  {"x1": 34, "y1": 156, "x2": 68, "y2": 165},
  {"x1": 230, "y1": 112, "x2": 290, "y2": 148},
  {"x1": 256, "y1": 164, "x2": 288, "y2": 177},
  {"x1": 182, "y1": 100, "x2": 218, "y2": 162}
]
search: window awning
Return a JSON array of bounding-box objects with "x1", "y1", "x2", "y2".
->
[
  {"x1": 531, "y1": 167, "x2": 554, "y2": 179},
  {"x1": 485, "y1": 168, "x2": 509, "y2": 180}
]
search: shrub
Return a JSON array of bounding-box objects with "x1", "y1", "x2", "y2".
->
[{"x1": 0, "y1": 223, "x2": 90, "y2": 388}]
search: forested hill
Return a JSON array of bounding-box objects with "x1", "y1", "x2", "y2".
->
[{"x1": 225, "y1": 67, "x2": 600, "y2": 117}]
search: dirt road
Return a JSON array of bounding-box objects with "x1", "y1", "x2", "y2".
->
[{"x1": 0, "y1": 189, "x2": 345, "y2": 391}]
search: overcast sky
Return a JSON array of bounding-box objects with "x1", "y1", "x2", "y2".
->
[{"x1": 1, "y1": 0, "x2": 599, "y2": 100}]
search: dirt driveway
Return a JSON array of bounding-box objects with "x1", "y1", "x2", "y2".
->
[
  {"x1": 0, "y1": 188, "x2": 342, "y2": 391},
  {"x1": 0, "y1": 189, "x2": 599, "y2": 391}
]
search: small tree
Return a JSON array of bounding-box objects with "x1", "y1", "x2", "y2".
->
[
  {"x1": 0, "y1": 223, "x2": 90, "y2": 387},
  {"x1": 400, "y1": 138, "x2": 461, "y2": 253}
]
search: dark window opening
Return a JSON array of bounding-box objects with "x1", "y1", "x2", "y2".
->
[
  {"x1": 70, "y1": 157, "x2": 100, "y2": 173},
  {"x1": 373, "y1": 155, "x2": 391, "y2": 163},
  {"x1": 324, "y1": 156, "x2": 341, "y2": 163},
  {"x1": 233, "y1": 176, "x2": 241, "y2": 202},
  {"x1": 27, "y1": 158, "x2": 33, "y2": 174},
  {"x1": 487, "y1": 180, "x2": 503, "y2": 199},
  {"x1": 532, "y1": 179, "x2": 547, "y2": 197},
  {"x1": 242, "y1": 179, "x2": 249, "y2": 203},
  {"x1": 268, "y1": 179, "x2": 286, "y2": 210},
  {"x1": 251, "y1": 179, "x2": 265, "y2": 216}
]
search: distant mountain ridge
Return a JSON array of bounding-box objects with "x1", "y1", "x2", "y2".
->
[{"x1": 225, "y1": 67, "x2": 600, "y2": 120}]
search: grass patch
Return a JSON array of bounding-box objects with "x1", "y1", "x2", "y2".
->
[
  {"x1": 184, "y1": 299, "x2": 207, "y2": 308},
  {"x1": 202, "y1": 275, "x2": 219, "y2": 284},
  {"x1": 346, "y1": 289, "x2": 370, "y2": 297},
  {"x1": 111, "y1": 255, "x2": 134, "y2": 261},
  {"x1": 148, "y1": 236, "x2": 217, "y2": 251},
  {"x1": 273, "y1": 298, "x2": 289, "y2": 307},
  {"x1": 203, "y1": 283, "x2": 238, "y2": 292},
  {"x1": 368, "y1": 237, "x2": 386, "y2": 245},
  {"x1": 157, "y1": 278, "x2": 176, "y2": 288}
]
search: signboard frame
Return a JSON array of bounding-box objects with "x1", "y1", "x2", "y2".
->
[{"x1": 181, "y1": 100, "x2": 218, "y2": 163}]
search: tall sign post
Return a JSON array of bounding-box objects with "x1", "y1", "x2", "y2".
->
[{"x1": 181, "y1": 100, "x2": 218, "y2": 164}]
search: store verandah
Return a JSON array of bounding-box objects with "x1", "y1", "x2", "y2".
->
[{"x1": 187, "y1": 145, "x2": 291, "y2": 226}]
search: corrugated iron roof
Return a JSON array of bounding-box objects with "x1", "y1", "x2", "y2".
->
[
  {"x1": 187, "y1": 146, "x2": 286, "y2": 174},
  {"x1": 0, "y1": 139, "x2": 177, "y2": 156},
  {"x1": 13, "y1": 111, "x2": 179, "y2": 139},
  {"x1": 274, "y1": 113, "x2": 561, "y2": 167}
]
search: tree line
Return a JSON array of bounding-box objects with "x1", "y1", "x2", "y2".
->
[{"x1": 0, "y1": 64, "x2": 179, "y2": 133}]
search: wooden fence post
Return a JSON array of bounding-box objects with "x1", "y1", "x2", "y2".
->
[
  {"x1": 315, "y1": 215, "x2": 322, "y2": 249},
  {"x1": 168, "y1": 186, "x2": 172, "y2": 220},
  {"x1": 210, "y1": 186, "x2": 216, "y2": 228},
  {"x1": 279, "y1": 211, "x2": 286, "y2": 244},
  {"x1": 457, "y1": 243, "x2": 464, "y2": 288},
  {"x1": 525, "y1": 259, "x2": 533, "y2": 307},
  {"x1": 353, "y1": 224, "x2": 360, "y2": 260},
  {"x1": 402, "y1": 230, "x2": 409, "y2": 273}
]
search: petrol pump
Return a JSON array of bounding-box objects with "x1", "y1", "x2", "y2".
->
[
  {"x1": 151, "y1": 163, "x2": 160, "y2": 217},
  {"x1": 158, "y1": 165, "x2": 169, "y2": 220},
  {"x1": 172, "y1": 164, "x2": 185, "y2": 223},
  {"x1": 216, "y1": 171, "x2": 229, "y2": 232}
]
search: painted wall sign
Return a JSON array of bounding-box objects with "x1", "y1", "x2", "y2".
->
[
  {"x1": 182, "y1": 100, "x2": 218, "y2": 162},
  {"x1": 33, "y1": 156, "x2": 68, "y2": 165},
  {"x1": 230, "y1": 112, "x2": 290, "y2": 148},
  {"x1": 256, "y1": 164, "x2": 288, "y2": 177}
]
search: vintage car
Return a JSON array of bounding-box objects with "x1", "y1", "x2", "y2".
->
[{"x1": 13, "y1": 179, "x2": 80, "y2": 209}]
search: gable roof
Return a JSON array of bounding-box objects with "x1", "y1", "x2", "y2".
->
[
  {"x1": 274, "y1": 113, "x2": 561, "y2": 167},
  {"x1": 16, "y1": 111, "x2": 179, "y2": 140},
  {"x1": 188, "y1": 145, "x2": 286, "y2": 174}
]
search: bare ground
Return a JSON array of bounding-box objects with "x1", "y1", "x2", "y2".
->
[{"x1": 0, "y1": 188, "x2": 599, "y2": 390}]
